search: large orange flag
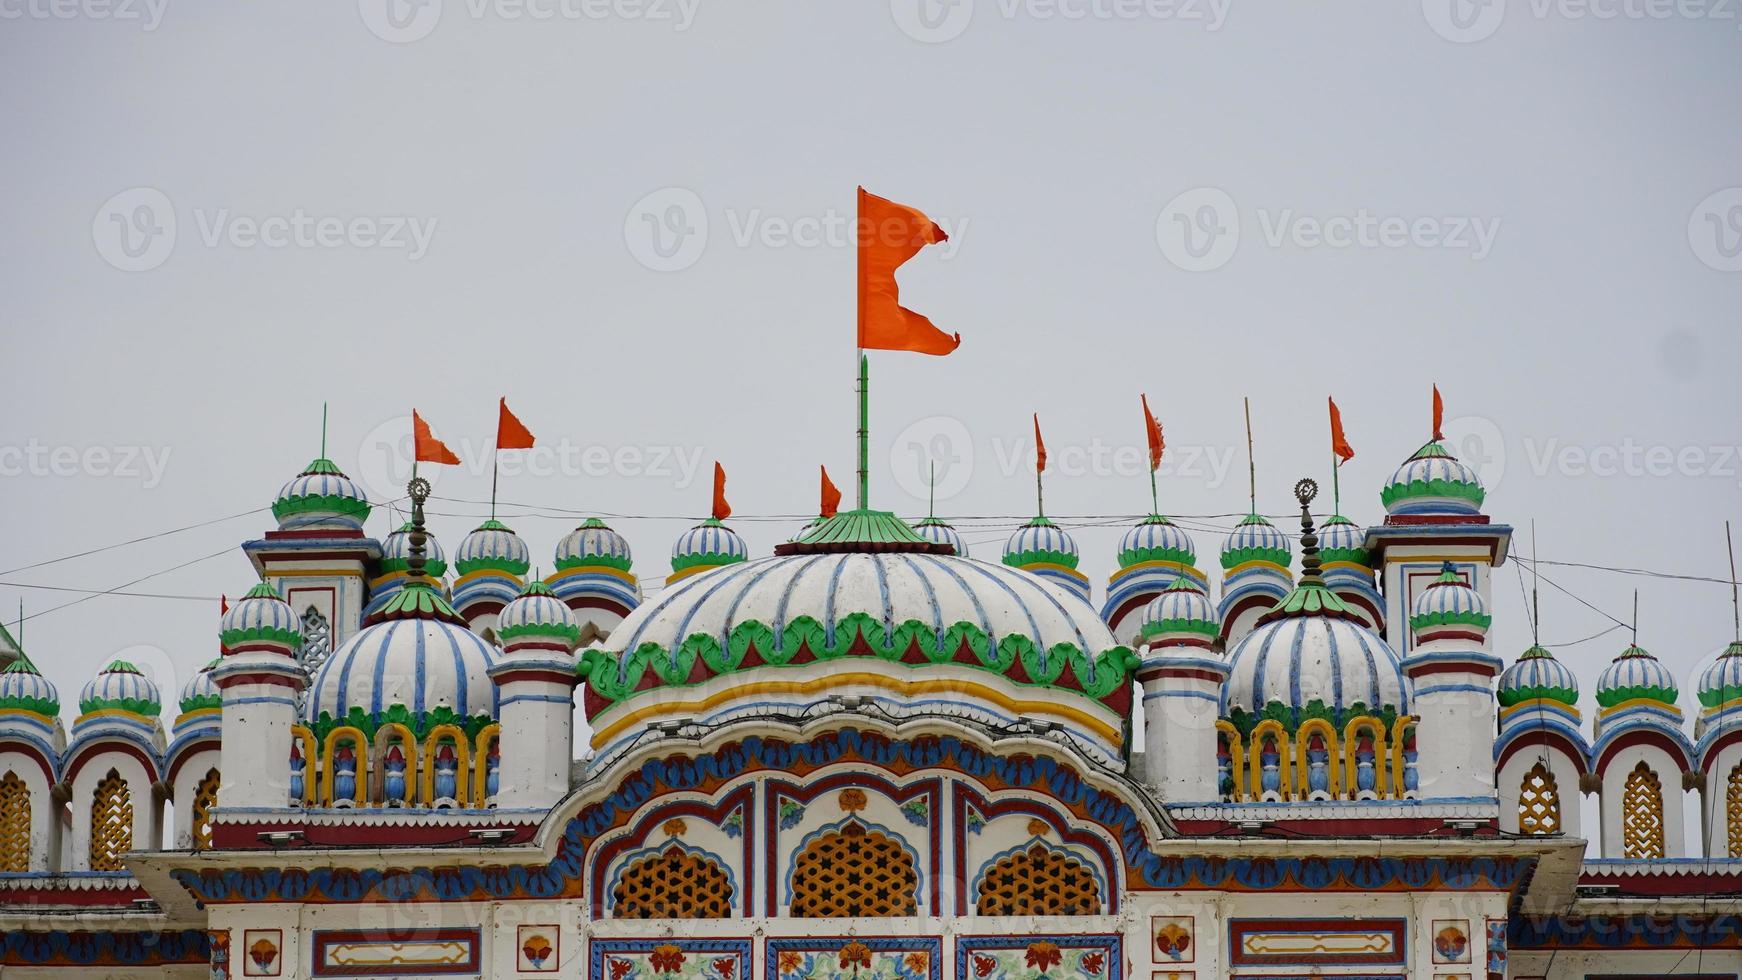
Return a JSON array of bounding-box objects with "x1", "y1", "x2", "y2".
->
[
  {"x1": 711, "y1": 462, "x2": 731, "y2": 521},
  {"x1": 412, "y1": 410, "x2": 461, "y2": 465},
  {"x1": 857, "y1": 187, "x2": 959, "y2": 355},
  {"x1": 1033, "y1": 414, "x2": 1048, "y2": 474},
  {"x1": 1431, "y1": 384, "x2": 1445, "y2": 441},
  {"x1": 1141, "y1": 394, "x2": 1164, "y2": 471},
  {"x1": 819, "y1": 466, "x2": 842, "y2": 519},
  {"x1": 1329, "y1": 397, "x2": 1355, "y2": 464},
  {"x1": 497, "y1": 398, "x2": 535, "y2": 450}
]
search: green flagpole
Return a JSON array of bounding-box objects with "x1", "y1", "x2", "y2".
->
[{"x1": 857, "y1": 352, "x2": 869, "y2": 511}]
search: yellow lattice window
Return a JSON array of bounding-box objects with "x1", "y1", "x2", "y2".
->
[
  {"x1": 611, "y1": 844, "x2": 734, "y2": 918},
  {"x1": 1727, "y1": 764, "x2": 1742, "y2": 859},
  {"x1": 90, "y1": 769, "x2": 133, "y2": 871},
  {"x1": 190, "y1": 769, "x2": 220, "y2": 851},
  {"x1": 975, "y1": 842, "x2": 1102, "y2": 915},
  {"x1": 0, "y1": 771, "x2": 30, "y2": 872},
  {"x1": 1518, "y1": 761, "x2": 1561, "y2": 835},
  {"x1": 790, "y1": 821, "x2": 918, "y2": 918},
  {"x1": 1621, "y1": 760, "x2": 1665, "y2": 859}
]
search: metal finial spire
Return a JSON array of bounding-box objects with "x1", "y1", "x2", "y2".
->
[
  {"x1": 1294, "y1": 478, "x2": 1324, "y2": 587},
  {"x1": 320, "y1": 402, "x2": 328, "y2": 459},
  {"x1": 1729, "y1": 521, "x2": 1740, "y2": 645},
  {"x1": 1530, "y1": 520, "x2": 1542, "y2": 647},
  {"x1": 927, "y1": 460, "x2": 936, "y2": 521},
  {"x1": 406, "y1": 476, "x2": 432, "y2": 582},
  {"x1": 1243, "y1": 397, "x2": 1256, "y2": 514},
  {"x1": 1631, "y1": 590, "x2": 1639, "y2": 647}
]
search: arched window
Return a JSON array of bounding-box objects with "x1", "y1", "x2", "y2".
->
[
  {"x1": 612, "y1": 844, "x2": 734, "y2": 918},
  {"x1": 1518, "y1": 761, "x2": 1561, "y2": 835},
  {"x1": 790, "y1": 821, "x2": 918, "y2": 918},
  {"x1": 1727, "y1": 764, "x2": 1742, "y2": 858},
  {"x1": 90, "y1": 769, "x2": 133, "y2": 871},
  {"x1": 190, "y1": 768, "x2": 220, "y2": 850},
  {"x1": 1621, "y1": 760, "x2": 1665, "y2": 859},
  {"x1": 975, "y1": 842, "x2": 1101, "y2": 915},
  {"x1": 0, "y1": 771, "x2": 30, "y2": 872}
]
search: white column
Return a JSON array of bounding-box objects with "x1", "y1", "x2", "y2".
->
[
  {"x1": 211, "y1": 653, "x2": 305, "y2": 810},
  {"x1": 489, "y1": 659, "x2": 577, "y2": 809},
  {"x1": 1138, "y1": 652, "x2": 1229, "y2": 803},
  {"x1": 1403, "y1": 651, "x2": 1501, "y2": 800}
]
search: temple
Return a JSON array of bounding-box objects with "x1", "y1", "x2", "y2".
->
[{"x1": 0, "y1": 415, "x2": 1737, "y2": 979}]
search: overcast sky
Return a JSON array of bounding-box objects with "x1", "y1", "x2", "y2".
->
[{"x1": 3, "y1": 3, "x2": 1740, "y2": 840}]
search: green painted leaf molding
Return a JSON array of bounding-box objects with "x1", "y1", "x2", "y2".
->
[
  {"x1": 1380, "y1": 477, "x2": 1486, "y2": 508},
  {"x1": 1220, "y1": 546, "x2": 1291, "y2": 571},
  {"x1": 1117, "y1": 544, "x2": 1196, "y2": 569},
  {"x1": 1140, "y1": 617, "x2": 1220, "y2": 640},
  {"x1": 218, "y1": 624, "x2": 305, "y2": 649},
  {"x1": 272, "y1": 492, "x2": 371, "y2": 522},
  {"x1": 1498, "y1": 685, "x2": 1579, "y2": 708},
  {"x1": 1002, "y1": 549, "x2": 1081, "y2": 571},
  {"x1": 670, "y1": 551, "x2": 747, "y2": 573},
  {"x1": 576, "y1": 612, "x2": 1140, "y2": 712},
  {"x1": 499, "y1": 618, "x2": 582, "y2": 645},
  {"x1": 1408, "y1": 609, "x2": 1494, "y2": 631},
  {"x1": 555, "y1": 553, "x2": 633, "y2": 572},
  {"x1": 79, "y1": 695, "x2": 160, "y2": 716},
  {"x1": 1596, "y1": 685, "x2": 1678, "y2": 709},
  {"x1": 1224, "y1": 698, "x2": 1401, "y2": 738},
  {"x1": 308, "y1": 702, "x2": 494, "y2": 743}
]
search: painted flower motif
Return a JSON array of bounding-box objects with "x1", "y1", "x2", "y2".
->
[
  {"x1": 1435, "y1": 925, "x2": 1469, "y2": 962},
  {"x1": 713, "y1": 957, "x2": 737, "y2": 980},
  {"x1": 972, "y1": 954, "x2": 998, "y2": 978},
  {"x1": 650, "y1": 944, "x2": 686, "y2": 974},
  {"x1": 521, "y1": 934, "x2": 553, "y2": 967},
  {"x1": 1025, "y1": 942, "x2": 1062, "y2": 974},
  {"x1": 609, "y1": 957, "x2": 636, "y2": 980},
  {"x1": 249, "y1": 938, "x2": 278, "y2": 971},
  {"x1": 663, "y1": 818, "x2": 688, "y2": 838},
  {"x1": 904, "y1": 952, "x2": 929, "y2": 974},
  {"x1": 1155, "y1": 923, "x2": 1191, "y2": 961},
  {"x1": 838, "y1": 941, "x2": 873, "y2": 971},
  {"x1": 1079, "y1": 952, "x2": 1105, "y2": 976},
  {"x1": 776, "y1": 950, "x2": 804, "y2": 977},
  {"x1": 839, "y1": 788, "x2": 869, "y2": 812},
  {"x1": 1027, "y1": 818, "x2": 1051, "y2": 837}
]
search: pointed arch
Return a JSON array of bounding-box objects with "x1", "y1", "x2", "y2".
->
[
  {"x1": 0, "y1": 771, "x2": 31, "y2": 872},
  {"x1": 190, "y1": 768, "x2": 220, "y2": 850},
  {"x1": 611, "y1": 843, "x2": 734, "y2": 918},
  {"x1": 789, "y1": 820, "x2": 918, "y2": 917},
  {"x1": 1621, "y1": 760, "x2": 1665, "y2": 859},
  {"x1": 1518, "y1": 760, "x2": 1561, "y2": 835},
  {"x1": 974, "y1": 840, "x2": 1102, "y2": 915},
  {"x1": 90, "y1": 768, "x2": 133, "y2": 871},
  {"x1": 1727, "y1": 763, "x2": 1742, "y2": 859}
]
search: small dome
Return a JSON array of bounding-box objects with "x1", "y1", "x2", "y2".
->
[
  {"x1": 219, "y1": 581, "x2": 303, "y2": 655},
  {"x1": 272, "y1": 457, "x2": 371, "y2": 531},
  {"x1": 1224, "y1": 615, "x2": 1408, "y2": 718},
  {"x1": 0, "y1": 659, "x2": 59, "y2": 717},
  {"x1": 498, "y1": 579, "x2": 581, "y2": 649},
  {"x1": 1316, "y1": 516, "x2": 1370, "y2": 567},
  {"x1": 1382, "y1": 441, "x2": 1484, "y2": 517},
  {"x1": 558, "y1": 519, "x2": 634, "y2": 571},
  {"x1": 79, "y1": 660, "x2": 161, "y2": 718},
  {"x1": 1596, "y1": 644, "x2": 1678, "y2": 709},
  {"x1": 381, "y1": 522, "x2": 449, "y2": 579},
  {"x1": 1140, "y1": 580, "x2": 1220, "y2": 644},
  {"x1": 914, "y1": 517, "x2": 968, "y2": 558},
  {"x1": 1003, "y1": 517, "x2": 1079, "y2": 569},
  {"x1": 1498, "y1": 645, "x2": 1579, "y2": 707},
  {"x1": 1118, "y1": 515, "x2": 1196, "y2": 570},
  {"x1": 307, "y1": 618, "x2": 498, "y2": 734},
  {"x1": 1220, "y1": 513, "x2": 1291, "y2": 570},
  {"x1": 670, "y1": 518, "x2": 748, "y2": 581},
  {"x1": 179, "y1": 658, "x2": 222, "y2": 713},
  {"x1": 1698, "y1": 641, "x2": 1742, "y2": 711},
  {"x1": 454, "y1": 520, "x2": 531, "y2": 577},
  {"x1": 1409, "y1": 564, "x2": 1491, "y2": 637}
]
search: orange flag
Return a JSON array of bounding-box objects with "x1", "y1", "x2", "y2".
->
[
  {"x1": 1431, "y1": 384, "x2": 1445, "y2": 441},
  {"x1": 1141, "y1": 394, "x2": 1164, "y2": 471},
  {"x1": 1329, "y1": 396, "x2": 1355, "y2": 465},
  {"x1": 1033, "y1": 414, "x2": 1048, "y2": 474},
  {"x1": 412, "y1": 410, "x2": 461, "y2": 465},
  {"x1": 711, "y1": 462, "x2": 731, "y2": 521},
  {"x1": 857, "y1": 187, "x2": 959, "y2": 355},
  {"x1": 819, "y1": 466, "x2": 842, "y2": 519},
  {"x1": 497, "y1": 398, "x2": 535, "y2": 450}
]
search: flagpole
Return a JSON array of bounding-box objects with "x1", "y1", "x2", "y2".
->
[
  {"x1": 1148, "y1": 464, "x2": 1158, "y2": 517},
  {"x1": 320, "y1": 402, "x2": 328, "y2": 459},
  {"x1": 855, "y1": 188, "x2": 869, "y2": 512},
  {"x1": 928, "y1": 461, "x2": 936, "y2": 520},
  {"x1": 490, "y1": 449, "x2": 499, "y2": 521},
  {"x1": 1331, "y1": 449, "x2": 1340, "y2": 516},
  {"x1": 1243, "y1": 397, "x2": 1256, "y2": 514}
]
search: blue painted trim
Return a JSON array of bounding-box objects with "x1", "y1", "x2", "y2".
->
[
  {"x1": 1143, "y1": 690, "x2": 1220, "y2": 704},
  {"x1": 1414, "y1": 683, "x2": 1496, "y2": 697},
  {"x1": 500, "y1": 694, "x2": 576, "y2": 707}
]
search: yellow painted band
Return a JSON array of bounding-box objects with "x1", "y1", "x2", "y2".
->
[
  {"x1": 1222, "y1": 559, "x2": 1292, "y2": 577},
  {"x1": 1499, "y1": 697, "x2": 1581, "y2": 721},
  {"x1": 263, "y1": 569, "x2": 358, "y2": 579},
  {"x1": 546, "y1": 564, "x2": 637, "y2": 587},
  {"x1": 590, "y1": 672, "x2": 1120, "y2": 749},
  {"x1": 1107, "y1": 560, "x2": 1205, "y2": 585},
  {"x1": 1018, "y1": 561, "x2": 1089, "y2": 584},
  {"x1": 1599, "y1": 696, "x2": 1682, "y2": 719}
]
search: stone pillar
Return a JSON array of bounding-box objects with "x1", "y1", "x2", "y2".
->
[
  {"x1": 211, "y1": 582, "x2": 305, "y2": 811},
  {"x1": 1138, "y1": 651, "x2": 1229, "y2": 803}
]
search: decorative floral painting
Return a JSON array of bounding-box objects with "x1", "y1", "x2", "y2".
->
[
  {"x1": 1150, "y1": 916, "x2": 1193, "y2": 964},
  {"x1": 956, "y1": 934, "x2": 1121, "y2": 980},
  {"x1": 589, "y1": 939, "x2": 752, "y2": 980},
  {"x1": 241, "y1": 929, "x2": 281, "y2": 977},
  {"x1": 1432, "y1": 920, "x2": 1471, "y2": 964},
  {"x1": 767, "y1": 937, "x2": 943, "y2": 980},
  {"x1": 516, "y1": 925, "x2": 559, "y2": 973}
]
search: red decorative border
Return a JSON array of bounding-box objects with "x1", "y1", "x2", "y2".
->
[
  {"x1": 1228, "y1": 918, "x2": 1408, "y2": 966},
  {"x1": 310, "y1": 928, "x2": 479, "y2": 977},
  {"x1": 587, "y1": 783, "x2": 755, "y2": 917}
]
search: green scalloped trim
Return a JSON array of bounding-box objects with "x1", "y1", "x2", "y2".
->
[
  {"x1": 1221, "y1": 546, "x2": 1291, "y2": 571},
  {"x1": 499, "y1": 619, "x2": 582, "y2": 645},
  {"x1": 219, "y1": 624, "x2": 304, "y2": 649},
  {"x1": 300, "y1": 457, "x2": 346, "y2": 476},
  {"x1": 1224, "y1": 698, "x2": 1400, "y2": 737},
  {"x1": 374, "y1": 582, "x2": 464, "y2": 622},
  {"x1": 670, "y1": 551, "x2": 747, "y2": 573},
  {"x1": 179, "y1": 693, "x2": 223, "y2": 712},
  {"x1": 455, "y1": 556, "x2": 532, "y2": 576},
  {"x1": 1267, "y1": 583, "x2": 1352, "y2": 618},
  {"x1": 1119, "y1": 546, "x2": 1196, "y2": 569},
  {"x1": 0, "y1": 694, "x2": 59, "y2": 715},
  {"x1": 1498, "y1": 685, "x2": 1578, "y2": 708},
  {"x1": 1381, "y1": 477, "x2": 1485, "y2": 509},
  {"x1": 1140, "y1": 617, "x2": 1221, "y2": 640},
  {"x1": 1409, "y1": 609, "x2": 1495, "y2": 631},
  {"x1": 792, "y1": 508, "x2": 930, "y2": 547},
  {"x1": 272, "y1": 492, "x2": 371, "y2": 523},
  {"x1": 79, "y1": 695, "x2": 160, "y2": 716},
  {"x1": 1597, "y1": 685, "x2": 1678, "y2": 709},
  {"x1": 556, "y1": 552, "x2": 633, "y2": 572},
  {"x1": 576, "y1": 613, "x2": 1139, "y2": 713},
  {"x1": 309, "y1": 702, "x2": 494, "y2": 743},
  {"x1": 1002, "y1": 549, "x2": 1080, "y2": 571}
]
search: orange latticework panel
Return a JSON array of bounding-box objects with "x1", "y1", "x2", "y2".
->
[
  {"x1": 975, "y1": 842, "x2": 1102, "y2": 916},
  {"x1": 1727, "y1": 765, "x2": 1742, "y2": 859},
  {"x1": 1621, "y1": 760, "x2": 1665, "y2": 860},
  {"x1": 611, "y1": 844, "x2": 734, "y2": 919},
  {"x1": 1518, "y1": 761, "x2": 1561, "y2": 836},
  {"x1": 190, "y1": 769, "x2": 220, "y2": 851},
  {"x1": 790, "y1": 821, "x2": 917, "y2": 918},
  {"x1": 0, "y1": 772, "x2": 30, "y2": 872},
  {"x1": 90, "y1": 769, "x2": 133, "y2": 872}
]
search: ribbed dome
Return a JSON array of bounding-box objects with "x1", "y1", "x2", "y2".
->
[
  {"x1": 79, "y1": 660, "x2": 162, "y2": 718},
  {"x1": 1221, "y1": 513, "x2": 1291, "y2": 570},
  {"x1": 382, "y1": 522, "x2": 449, "y2": 579},
  {"x1": 1498, "y1": 645, "x2": 1579, "y2": 707},
  {"x1": 1223, "y1": 615, "x2": 1409, "y2": 719},
  {"x1": 454, "y1": 520, "x2": 531, "y2": 577},
  {"x1": 558, "y1": 519, "x2": 633, "y2": 571},
  {"x1": 306, "y1": 618, "x2": 498, "y2": 736},
  {"x1": 1698, "y1": 641, "x2": 1742, "y2": 710},
  {"x1": 1381, "y1": 441, "x2": 1484, "y2": 517},
  {"x1": 914, "y1": 517, "x2": 968, "y2": 558},
  {"x1": 1409, "y1": 564, "x2": 1491, "y2": 637},
  {"x1": 498, "y1": 579, "x2": 581, "y2": 649},
  {"x1": 1003, "y1": 517, "x2": 1079, "y2": 569},
  {"x1": 1118, "y1": 515, "x2": 1195, "y2": 569},
  {"x1": 1596, "y1": 645, "x2": 1678, "y2": 709},
  {"x1": 1316, "y1": 516, "x2": 1370, "y2": 566},
  {"x1": 219, "y1": 581, "x2": 303, "y2": 655},
  {"x1": 179, "y1": 658, "x2": 223, "y2": 713},
  {"x1": 670, "y1": 518, "x2": 748, "y2": 582},
  {"x1": 0, "y1": 659, "x2": 59, "y2": 717},
  {"x1": 1140, "y1": 580, "x2": 1220, "y2": 643},
  {"x1": 272, "y1": 457, "x2": 371, "y2": 531}
]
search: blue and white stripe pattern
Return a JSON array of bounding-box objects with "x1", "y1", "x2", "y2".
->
[
  {"x1": 78, "y1": 661, "x2": 162, "y2": 718},
  {"x1": 498, "y1": 590, "x2": 578, "y2": 640},
  {"x1": 914, "y1": 519, "x2": 968, "y2": 558},
  {"x1": 178, "y1": 661, "x2": 222, "y2": 714},
  {"x1": 1222, "y1": 615, "x2": 1410, "y2": 716},
  {"x1": 0, "y1": 663, "x2": 59, "y2": 716},
  {"x1": 381, "y1": 523, "x2": 449, "y2": 578},
  {"x1": 559, "y1": 521, "x2": 634, "y2": 569},
  {"x1": 1316, "y1": 517, "x2": 1369, "y2": 566},
  {"x1": 1141, "y1": 582, "x2": 1219, "y2": 639},
  {"x1": 219, "y1": 585, "x2": 301, "y2": 650},
  {"x1": 1597, "y1": 645, "x2": 1678, "y2": 707},
  {"x1": 1118, "y1": 518, "x2": 1196, "y2": 568},
  {"x1": 1498, "y1": 647, "x2": 1579, "y2": 705},
  {"x1": 455, "y1": 522, "x2": 531, "y2": 576},
  {"x1": 1409, "y1": 573, "x2": 1488, "y2": 627},
  {"x1": 672, "y1": 522, "x2": 748, "y2": 565},
  {"x1": 306, "y1": 618, "x2": 499, "y2": 728},
  {"x1": 1003, "y1": 520, "x2": 1080, "y2": 568},
  {"x1": 1383, "y1": 445, "x2": 1484, "y2": 516},
  {"x1": 1220, "y1": 514, "x2": 1291, "y2": 569},
  {"x1": 273, "y1": 465, "x2": 371, "y2": 531},
  {"x1": 1700, "y1": 643, "x2": 1742, "y2": 709}
]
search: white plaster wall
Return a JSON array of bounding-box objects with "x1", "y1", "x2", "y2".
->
[
  {"x1": 64, "y1": 749, "x2": 156, "y2": 872},
  {"x1": 218, "y1": 675, "x2": 298, "y2": 810},
  {"x1": 1497, "y1": 743, "x2": 1584, "y2": 840},
  {"x1": 168, "y1": 746, "x2": 220, "y2": 850},
  {"x1": 1141, "y1": 680, "x2": 1220, "y2": 802},
  {"x1": 1412, "y1": 680, "x2": 1497, "y2": 800},
  {"x1": 0, "y1": 750, "x2": 59, "y2": 871},
  {"x1": 1598, "y1": 742, "x2": 1688, "y2": 858},
  {"x1": 496, "y1": 686, "x2": 573, "y2": 809},
  {"x1": 1511, "y1": 947, "x2": 1742, "y2": 977},
  {"x1": 1699, "y1": 740, "x2": 1742, "y2": 858}
]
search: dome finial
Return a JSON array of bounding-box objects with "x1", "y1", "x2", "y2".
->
[
  {"x1": 405, "y1": 475, "x2": 433, "y2": 581},
  {"x1": 1295, "y1": 477, "x2": 1324, "y2": 587}
]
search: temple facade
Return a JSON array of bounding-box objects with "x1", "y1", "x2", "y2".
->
[{"x1": 0, "y1": 418, "x2": 1737, "y2": 979}]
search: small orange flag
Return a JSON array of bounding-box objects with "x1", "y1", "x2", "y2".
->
[
  {"x1": 1033, "y1": 414, "x2": 1048, "y2": 474},
  {"x1": 857, "y1": 187, "x2": 959, "y2": 356},
  {"x1": 1329, "y1": 396, "x2": 1355, "y2": 465},
  {"x1": 711, "y1": 462, "x2": 731, "y2": 521},
  {"x1": 1141, "y1": 394, "x2": 1164, "y2": 471},
  {"x1": 819, "y1": 466, "x2": 842, "y2": 519},
  {"x1": 1431, "y1": 384, "x2": 1445, "y2": 441},
  {"x1": 497, "y1": 398, "x2": 535, "y2": 451},
  {"x1": 412, "y1": 410, "x2": 461, "y2": 465}
]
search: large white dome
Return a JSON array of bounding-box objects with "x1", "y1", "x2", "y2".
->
[{"x1": 1223, "y1": 614, "x2": 1410, "y2": 719}]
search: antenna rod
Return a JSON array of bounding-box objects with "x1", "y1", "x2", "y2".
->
[
  {"x1": 1243, "y1": 397, "x2": 1256, "y2": 514},
  {"x1": 1729, "y1": 520, "x2": 1739, "y2": 644},
  {"x1": 320, "y1": 402, "x2": 328, "y2": 459},
  {"x1": 1530, "y1": 520, "x2": 1541, "y2": 646},
  {"x1": 1632, "y1": 590, "x2": 1639, "y2": 647},
  {"x1": 927, "y1": 460, "x2": 936, "y2": 520}
]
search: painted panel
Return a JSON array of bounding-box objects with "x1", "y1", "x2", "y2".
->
[
  {"x1": 767, "y1": 936, "x2": 942, "y2": 980},
  {"x1": 311, "y1": 928, "x2": 480, "y2": 977},
  {"x1": 955, "y1": 934, "x2": 1121, "y2": 980},
  {"x1": 1228, "y1": 918, "x2": 1407, "y2": 967},
  {"x1": 589, "y1": 939, "x2": 752, "y2": 980}
]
